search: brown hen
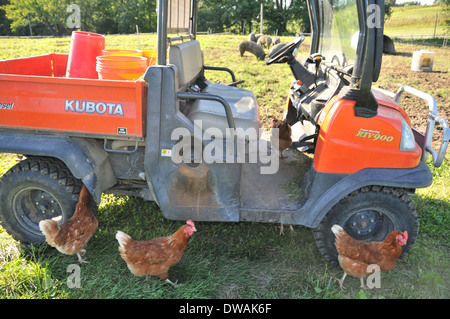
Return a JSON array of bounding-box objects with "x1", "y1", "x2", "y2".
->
[
  {"x1": 39, "y1": 185, "x2": 98, "y2": 263},
  {"x1": 270, "y1": 118, "x2": 292, "y2": 158},
  {"x1": 332, "y1": 224, "x2": 408, "y2": 290},
  {"x1": 116, "y1": 220, "x2": 196, "y2": 288}
]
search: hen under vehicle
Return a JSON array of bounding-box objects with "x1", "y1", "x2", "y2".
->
[{"x1": 0, "y1": 0, "x2": 448, "y2": 263}]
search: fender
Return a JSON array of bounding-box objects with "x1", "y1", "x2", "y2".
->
[
  {"x1": 0, "y1": 131, "x2": 116, "y2": 204},
  {"x1": 281, "y1": 161, "x2": 433, "y2": 228}
]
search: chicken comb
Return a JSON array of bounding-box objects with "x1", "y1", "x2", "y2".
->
[
  {"x1": 403, "y1": 230, "x2": 408, "y2": 241},
  {"x1": 186, "y1": 220, "x2": 195, "y2": 227}
]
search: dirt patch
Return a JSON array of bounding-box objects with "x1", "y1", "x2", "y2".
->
[{"x1": 377, "y1": 44, "x2": 450, "y2": 154}]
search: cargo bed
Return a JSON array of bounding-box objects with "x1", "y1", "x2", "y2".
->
[{"x1": 0, "y1": 53, "x2": 147, "y2": 139}]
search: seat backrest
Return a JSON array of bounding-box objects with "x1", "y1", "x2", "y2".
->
[{"x1": 169, "y1": 40, "x2": 203, "y2": 87}]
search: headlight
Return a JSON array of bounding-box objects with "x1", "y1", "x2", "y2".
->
[{"x1": 399, "y1": 117, "x2": 416, "y2": 151}]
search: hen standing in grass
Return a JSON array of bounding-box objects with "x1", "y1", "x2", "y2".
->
[
  {"x1": 39, "y1": 185, "x2": 98, "y2": 263},
  {"x1": 270, "y1": 118, "x2": 292, "y2": 158},
  {"x1": 331, "y1": 224, "x2": 408, "y2": 290},
  {"x1": 116, "y1": 220, "x2": 197, "y2": 288}
]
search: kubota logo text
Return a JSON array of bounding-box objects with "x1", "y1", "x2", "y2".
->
[
  {"x1": 356, "y1": 128, "x2": 394, "y2": 142},
  {"x1": 65, "y1": 99, "x2": 124, "y2": 116}
]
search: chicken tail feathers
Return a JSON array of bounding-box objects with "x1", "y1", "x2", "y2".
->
[
  {"x1": 332, "y1": 224, "x2": 360, "y2": 256},
  {"x1": 331, "y1": 224, "x2": 344, "y2": 236},
  {"x1": 116, "y1": 231, "x2": 132, "y2": 250},
  {"x1": 39, "y1": 219, "x2": 61, "y2": 247},
  {"x1": 332, "y1": 224, "x2": 351, "y2": 248}
]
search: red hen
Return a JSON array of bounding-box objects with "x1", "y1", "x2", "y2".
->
[
  {"x1": 270, "y1": 118, "x2": 292, "y2": 158},
  {"x1": 39, "y1": 185, "x2": 98, "y2": 263},
  {"x1": 116, "y1": 220, "x2": 197, "y2": 288},
  {"x1": 331, "y1": 224, "x2": 408, "y2": 290}
]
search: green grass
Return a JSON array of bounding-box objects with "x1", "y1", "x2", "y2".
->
[
  {"x1": 0, "y1": 34, "x2": 449, "y2": 300},
  {"x1": 385, "y1": 5, "x2": 449, "y2": 37},
  {"x1": 0, "y1": 227, "x2": 69, "y2": 299}
]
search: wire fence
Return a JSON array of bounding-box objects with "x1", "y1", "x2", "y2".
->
[
  {"x1": 1, "y1": 31, "x2": 448, "y2": 47},
  {"x1": 389, "y1": 34, "x2": 449, "y2": 47}
]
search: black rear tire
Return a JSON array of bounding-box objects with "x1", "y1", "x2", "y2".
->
[
  {"x1": 312, "y1": 186, "x2": 418, "y2": 265},
  {"x1": 0, "y1": 157, "x2": 83, "y2": 244}
]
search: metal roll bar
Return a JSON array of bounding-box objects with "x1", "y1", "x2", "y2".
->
[{"x1": 395, "y1": 85, "x2": 449, "y2": 167}]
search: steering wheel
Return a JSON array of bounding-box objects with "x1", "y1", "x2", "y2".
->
[{"x1": 266, "y1": 35, "x2": 305, "y2": 65}]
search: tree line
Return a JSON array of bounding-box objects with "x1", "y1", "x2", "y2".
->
[
  {"x1": 198, "y1": 0, "x2": 311, "y2": 35},
  {"x1": 0, "y1": 0, "x2": 312, "y2": 36},
  {"x1": 0, "y1": 0, "x2": 157, "y2": 36},
  {"x1": 0, "y1": 0, "x2": 403, "y2": 37}
]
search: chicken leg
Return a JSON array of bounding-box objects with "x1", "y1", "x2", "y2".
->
[
  {"x1": 77, "y1": 249, "x2": 89, "y2": 264},
  {"x1": 279, "y1": 224, "x2": 295, "y2": 235},
  {"x1": 337, "y1": 272, "x2": 366, "y2": 290},
  {"x1": 165, "y1": 278, "x2": 184, "y2": 289},
  {"x1": 337, "y1": 272, "x2": 347, "y2": 290}
]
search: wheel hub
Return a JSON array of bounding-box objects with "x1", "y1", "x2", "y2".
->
[
  {"x1": 345, "y1": 210, "x2": 382, "y2": 239},
  {"x1": 13, "y1": 188, "x2": 63, "y2": 232},
  {"x1": 32, "y1": 192, "x2": 59, "y2": 218}
]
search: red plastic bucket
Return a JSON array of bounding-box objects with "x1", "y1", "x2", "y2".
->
[
  {"x1": 66, "y1": 31, "x2": 105, "y2": 79},
  {"x1": 96, "y1": 56, "x2": 147, "y2": 81}
]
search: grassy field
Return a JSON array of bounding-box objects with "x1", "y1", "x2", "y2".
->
[
  {"x1": 0, "y1": 33, "x2": 449, "y2": 300},
  {"x1": 384, "y1": 5, "x2": 449, "y2": 38}
]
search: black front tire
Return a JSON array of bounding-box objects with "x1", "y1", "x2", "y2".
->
[
  {"x1": 0, "y1": 157, "x2": 82, "y2": 244},
  {"x1": 312, "y1": 186, "x2": 418, "y2": 265}
]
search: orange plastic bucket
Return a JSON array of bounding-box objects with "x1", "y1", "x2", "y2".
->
[
  {"x1": 141, "y1": 49, "x2": 157, "y2": 66},
  {"x1": 96, "y1": 55, "x2": 147, "y2": 81},
  {"x1": 66, "y1": 31, "x2": 105, "y2": 79},
  {"x1": 102, "y1": 49, "x2": 143, "y2": 57}
]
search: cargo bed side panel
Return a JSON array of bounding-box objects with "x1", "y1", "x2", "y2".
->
[{"x1": 0, "y1": 55, "x2": 146, "y2": 138}]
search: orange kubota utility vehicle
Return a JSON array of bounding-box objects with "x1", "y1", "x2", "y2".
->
[{"x1": 0, "y1": 0, "x2": 448, "y2": 263}]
